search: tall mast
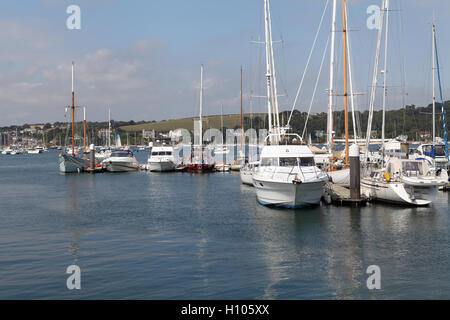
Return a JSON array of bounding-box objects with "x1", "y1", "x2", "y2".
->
[
  {"x1": 108, "y1": 108, "x2": 111, "y2": 148},
  {"x1": 345, "y1": 1, "x2": 358, "y2": 144},
  {"x1": 365, "y1": 0, "x2": 386, "y2": 160},
  {"x1": 381, "y1": 0, "x2": 389, "y2": 166},
  {"x1": 83, "y1": 107, "x2": 86, "y2": 153},
  {"x1": 199, "y1": 64, "x2": 204, "y2": 163},
  {"x1": 71, "y1": 61, "x2": 75, "y2": 157},
  {"x1": 264, "y1": 0, "x2": 273, "y2": 143},
  {"x1": 434, "y1": 24, "x2": 450, "y2": 159},
  {"x1": 432, "y1": 24, "x2": 436, "y2": 143},
  {"x1": 240, "y1": 66, "x2": 244, "y2": 157},
  {"x1": 328, "y1": 0, "x2": 337, "y2": 152},
  {"x1": 343, "y1": 0, "x2": 349, "y2": 168},
  {"x1": 267, "y1": 0, "x2": 280, "y2": 140}
]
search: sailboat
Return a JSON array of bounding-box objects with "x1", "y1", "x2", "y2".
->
[
  {"x1": 187, "y1": 65, "x2": 214, "y2": 172},
  {"x1": 252, "y1": 0, "x2": 329, "y2": 208},
  {"x1": 59, "y1": 62, "x2": 90, "y2": 173},
  {"x1": 323, "y1": 0, "x2": 355, "y2": 185},
  {"x1": 361, "y1": 0, "x2": 447, "y2": 205},
  {"x1": 411, "y1": 24, "x2": 450, "y2": 173}
]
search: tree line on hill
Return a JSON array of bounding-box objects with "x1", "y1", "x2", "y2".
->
[{"x1": 1, "y1": 101, "x2": 449, "y2": 145}]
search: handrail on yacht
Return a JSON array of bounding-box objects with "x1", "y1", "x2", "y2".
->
[{"x1": 264, "y1": 133, "x2": 303, "y2": 144}]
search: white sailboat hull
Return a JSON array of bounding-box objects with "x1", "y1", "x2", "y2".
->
[
  {"x1": 361, "y1": 178, "x2": 440, "y2": 206},
  {"x1": 327, "y1": 168, "x2": 350, "y2": 184}
]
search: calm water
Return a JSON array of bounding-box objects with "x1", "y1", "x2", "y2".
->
[{"x1": 0, "y1": 150, "x2": 449, "y2": 299}]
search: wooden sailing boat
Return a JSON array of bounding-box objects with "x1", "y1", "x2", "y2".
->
[
  {"x1": 58, "y1": 62, "x2": 90, "y2": 173},
  {"x1": 187, "y1": 64, "x2": 214, "y2": 172}
]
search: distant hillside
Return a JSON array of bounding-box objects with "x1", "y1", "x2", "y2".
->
[{"x1": 120, "y1": 113, "x2": 266, "y2": 132}]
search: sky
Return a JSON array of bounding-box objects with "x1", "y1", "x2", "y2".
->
[{"x1": 1, "y1": 0, "x2": 450, "y2": 126}]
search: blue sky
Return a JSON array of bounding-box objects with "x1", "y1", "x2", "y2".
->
[{"x1": 1, "y1": 0, "x2": 450, "y2": 126}]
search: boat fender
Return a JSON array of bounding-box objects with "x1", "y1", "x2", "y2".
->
[{"x1": 385, "y1": 172, "x2": 390, "y2": 182}]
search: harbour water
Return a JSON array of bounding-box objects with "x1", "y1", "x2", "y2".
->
[{"x1": 1, "y1": 150, "x2": 450, "y2": 299}]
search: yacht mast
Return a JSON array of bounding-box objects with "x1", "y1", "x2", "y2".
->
[
  {"x1": 381, "y1": 0, "x2": 389, "y2": 166},
  {"x1": 328, "y1": 0, "x2": 337, "y2": 152},
  {"x1": 71, "y1": 62, "x2": 75, "y2": 156},
  {"x1": 199, "y1": 64, "x2": 204, "y2": 163},
  {"x1": 108, "y1": 108, "x2": 111, "y2": 148},
  {"x1": 344, "y1": 1, "x2": 358, "y2": 144},
  {"x1": 240, "y1": 66, "x2": 244, "y2": 157},
  {"x1": 263, "y1": 0, "x2": 280, "y2": 144},
  {"x1": 83, "y1": 107, "x2": 86, "y2": 153},
  {"x1": 432, "y1": 24, "x2": 436, "y2": 144},
  {"x1": 433, "y1": 24, "x2": 450, "y2": 159},
  {"x1": 365, "y1": 0, "x2": 386, "y2": 160},
  {"x1": 343, "y1": 0, "x2": 349, "y2": 167}
]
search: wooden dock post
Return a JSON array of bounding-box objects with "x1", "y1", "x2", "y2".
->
[
  {"x1": 90, "y1": 144, "x2": 95, "y2": 172},
  {"x1": 349, "y1": 144, "x2": 360, "y2": 201}
]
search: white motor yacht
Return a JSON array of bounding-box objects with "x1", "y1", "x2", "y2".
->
[
  {"x1": 147, "y1": 146, "x2": 176, "y2": 172},
  {"x1": 103, "y1": 149, "x2": 140, "y2": 172},
  {"x1": 253, "y1": 141, "x2": 329, "y2": 208}
]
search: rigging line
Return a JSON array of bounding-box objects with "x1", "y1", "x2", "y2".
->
[
  {"x1": 302, "y1": 35, "x2": 330, "y2": 140},
  {"x1": 286, "y1": 0, "x2": 329, "y2": 128}
]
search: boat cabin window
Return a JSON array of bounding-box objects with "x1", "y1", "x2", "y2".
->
[
  {"x1": 299, "y1": 157, "x2": 315, "y2": 166},
  {"x1": 278, "y1": 157, "x2": 315, "y2": 167},
  {"x1": 279, "y1": 157, "x2": 297, "y2": 167},
  {"x1": 111, "y1": 151, "x2": 132, "y2": 157},
  {"x1": 152, "y1": 151, "x2": 172, "y2": 156},
  {"x1": 261, "y1": 157, "x2": 278, "y2": 166}
]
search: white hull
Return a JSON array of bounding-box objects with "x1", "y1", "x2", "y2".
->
[
  {"x1": 361, "y1": 178, "x2": 439, "y2": 206},
  {"x1": 148, "y1": 160, "x2": 176, "y2": 172},
  {"x1": 327, "y1": 168, "x2": 350, "y2": 185},
  {"x1": 240, "y1": 169, "x2": 254, "y2": 186},
  {"x1": 253, "y1": 178, "x2": 325, "y2": 208},
  {"x1": 105, "y1": 161, "x2": 139, "y2": 172}
]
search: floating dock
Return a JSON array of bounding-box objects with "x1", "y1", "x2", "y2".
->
[{"x1": 322, "y1": 182, "x2": 367, "y2": 206}]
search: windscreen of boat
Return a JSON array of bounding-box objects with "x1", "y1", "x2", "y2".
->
[
  {"x1": 402, "y1": 161, "x2": 425, "y2": 175},
  {"x1": 111, "y1": 151, "x2": 132, "y2": 157},
  {"x1": 435, "y1": 145, "x2": 446, "y2": 157},
  {"x1": 279, "y1": 157, "x2": 315, "y2": 167},
  {"x1": 261, "y1": 157, "x2": 278, "y2": 166},
  {"x1": 152, "y1": 151, "x2": 172, "y2": 156}
]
